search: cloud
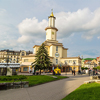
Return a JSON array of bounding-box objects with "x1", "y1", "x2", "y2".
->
[
  {"x1": 18, "y1": 7, "x2": 100, "y2": 44},
  {"x1": 0, "y1": 8, "x2": 6, "y2": 16},
  {"x1": 18, "y1": 17, "x2": 47, "y2": 36},
  {"x1": 17, "y1": 35, "x2": 34, "y2": 43},
  {"x1": 55, "y1": 8, "x2": 100, "y2": 39},
  {"x1": 17, "y1": 17, "x2": 48, "y2": 45},
  {"x1": 68, "y1": 49, "x2": 99, "y2": 58},
  {"x1": 97, "y1": 36, "x2": 100, "y2": 39}
]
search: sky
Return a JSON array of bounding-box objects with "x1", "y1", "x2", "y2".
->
[{"x1": 0, "y1": 0, "x2": 100, "y2": 58}]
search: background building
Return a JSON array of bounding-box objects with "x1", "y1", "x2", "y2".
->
[
  {"x1": 97, "y1": 56, "x2": 100, "y2": 66},
  {"x1": 0, "y1": 49, "x2": 32, "y2": 75},
  {"x1": 0, "y1": 49, "x2": 32, "y2": 63}
]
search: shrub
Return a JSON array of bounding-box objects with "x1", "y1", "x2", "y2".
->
[
  {"x1": 0, "y1": 75, "x2": 27, "y2": 81},
  {"x1": 97, "y1": 66, "x2": 100, "y2": 70},
  {"x1": 81, "y1": 67, "x2": 85, "y2": 70},
  {"x1": 93, "y1": 67, "x2": 97, "y2": 70},
  {"x1": 84, "y1": 67, "x2": 88, "y2": 70}
]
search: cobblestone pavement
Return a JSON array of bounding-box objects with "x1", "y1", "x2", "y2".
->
[{"x1": 0, "y1": 73, "x2": 90, "y2": 100}]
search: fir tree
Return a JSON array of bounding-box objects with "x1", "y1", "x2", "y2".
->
[{"x1": 32, "y1": 43, "x2": 51, "y2": 74}]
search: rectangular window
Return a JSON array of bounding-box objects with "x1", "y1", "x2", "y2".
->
[
  {"x1": 65, "y1": 61, "x2": 67, "y2": 64},
  {"x1": 73, "y1": 60, "x2": 76, "y2": 64},
  {"x1": 56, "y1": 46, "x2": 58, "y2": 51},
  {"x1": 69, "y1": 60, "x2": 72, "y2": 63},
  {"x1": 56, "y1": 59, "x2": 58, "y2": 64},
  {"x1": 23, "y1": 67, "x2": 28, "y2": 71},
  {"x1": 24, "y1": 59, "x2": 28, "y2": 62},
  {"x1": 69, "y1": 67, "x2": 72, "y2": 71}
]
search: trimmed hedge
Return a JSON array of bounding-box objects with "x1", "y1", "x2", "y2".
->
[{"x1": 0, "y1": 75, "x2": 27, "y2": 81}]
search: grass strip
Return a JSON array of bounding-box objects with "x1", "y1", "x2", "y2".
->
[
  {"x1": 0, "y1": 75, "x2": 68, "y2": 86},
  {"x1": 62, "y1": 83, "x2": 100, "y2": 100}
]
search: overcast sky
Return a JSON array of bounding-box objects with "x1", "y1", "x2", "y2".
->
[{"x1": 0, "y1": 0, "x2": 100, "y2": 58}]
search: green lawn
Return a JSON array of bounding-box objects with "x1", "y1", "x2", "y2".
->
[
  {"x1": 0, "y1": 75, "x2": 68, "y2": 86},
  {"x1": 62, "y1": 83, "x2": 100, "y2": 100}
]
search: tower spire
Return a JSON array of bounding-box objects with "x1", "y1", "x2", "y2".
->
[
  {"x1": 50, "y1": 9, "x2": 54, "y2": 17},
  {"x1": 45, "y1": 10, "x2": 58, "y2": 41}
]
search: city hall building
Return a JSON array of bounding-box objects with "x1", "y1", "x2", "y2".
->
[{"x1": 20, "y1": 11, "x2": 82, "y2": 72}]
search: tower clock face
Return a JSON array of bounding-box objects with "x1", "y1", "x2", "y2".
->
[
  {"x1": 55, "y1": 53, "x2": 59, "y2": 57},
  {"x1": 52, "y1": 32, "x2": 54, "y2": 35}
]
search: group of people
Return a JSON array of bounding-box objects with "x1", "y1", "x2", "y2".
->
[
  {"x1": 89, "y1": 69, "x2": 98, "y2": 76},
  {"x1": 72, "y1": 70, "x2": 82, "y2": 76}
]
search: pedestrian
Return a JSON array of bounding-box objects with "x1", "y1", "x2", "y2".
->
[
  {"x1": 74, "y1": 70, "x2": 75, "y2": 76},
  {"x1": 72, "y1": 70, "x2": 73, "y2": 75},
  {"x1": 80, "y1": 70, "x2": 82, "y2": 75},
  {"x1": 89, "y1": 69, "x2": 91, "y2": 76},
  {"x1": 96, "y1": 70, "x2": 97, "y2": 75},
  {"x1": 78, "y1": 70, "x2": 81, "y2": 75}
]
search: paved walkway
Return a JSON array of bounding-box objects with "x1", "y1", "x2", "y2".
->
[{"x1": 0, "y1": 73, "x2": 90, "y2": 100}]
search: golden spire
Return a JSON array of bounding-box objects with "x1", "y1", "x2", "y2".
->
[{"x1": 50, "y1": 9, "x2": 54, "y2": 17}]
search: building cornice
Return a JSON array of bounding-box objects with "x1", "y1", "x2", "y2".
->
[
  {"x1": 33, "y1": 45, "x2": 40, "y2": 48},
  {"x1": 49, "y1": 44, "x2": 63, "y2": 47},
  {"x1": 60, "y1": 57, "x2": 82, "y2": 60},
  {"x1": 62, "y1": 47, "x2": 68, "y2": 50},
  {"x1": 48, "y1": 16, "x2": 56, "y2": 19},
  {"x1": 45, "y1": 27, "x2": 58, "y2": 31},
  {"x1": 22, "y1": 54, "x2": 36, "y2": 57}
]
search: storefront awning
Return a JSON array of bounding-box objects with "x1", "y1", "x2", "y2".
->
[{"x1": 0, "y1": 63, "x2": 20, "y2": 68}]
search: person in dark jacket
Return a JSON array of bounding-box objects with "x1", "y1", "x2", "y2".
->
[
  {"x1": 74, "y1": 70, "x2": 75, "y2": 76},
  {"x1": 72, "y1": 70, "x2": 73, "y2": 75}
]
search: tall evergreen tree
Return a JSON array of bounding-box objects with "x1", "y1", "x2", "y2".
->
[{"x1": 32, "y1": 43, "x2": 51, "y2": 74}]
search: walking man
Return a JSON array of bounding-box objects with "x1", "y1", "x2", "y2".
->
[
  {"x1": 74, "y1": 70, "x2": 75, "y2": 76},
  {"x1": 72, "y1": 70, "x2": 73, "y2": 75}
]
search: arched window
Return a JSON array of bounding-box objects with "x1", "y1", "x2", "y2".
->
[{"x1": 22, "y1": 52, "x2": 24, "y2": 56}]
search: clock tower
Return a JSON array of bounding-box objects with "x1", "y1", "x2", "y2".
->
[{"x1": 45, "y1": 10, "x2": 58, "y2": 41}]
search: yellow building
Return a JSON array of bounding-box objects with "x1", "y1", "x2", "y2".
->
[{"x1": 20, "y1": 11, "x2": 82, "y2": 72}]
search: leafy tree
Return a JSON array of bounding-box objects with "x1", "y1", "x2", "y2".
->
[
  {"x1": 97, "y1": 66, "x2": 100, "y2": 70},
  {"x1": 93, "y1": 67, "x2": 97, "y2": 70},
  {"x1": 84, "y1": 67, "x2": 88, "y2": 70},
  {"x1": 32, "y1": 43, "x2": 52, "y2": 74},
  {"x1": 81, "y1": 67, "x2": 85, "y2": 71}
]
